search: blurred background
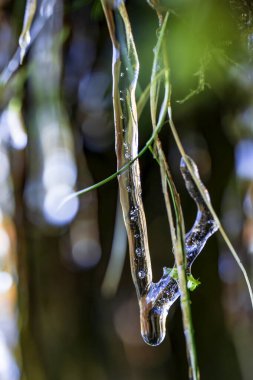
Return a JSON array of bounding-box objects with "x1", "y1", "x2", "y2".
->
[{"x1": 0, "y1": 0, "x2": 253, "y2": 379}]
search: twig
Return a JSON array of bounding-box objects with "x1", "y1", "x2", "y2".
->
[
  {"x1": 149, "y1": 8, "x2": 200, "y2": 378},
  {"x1": 167, "y1": 112, "x2": 253, "y2": 309}
]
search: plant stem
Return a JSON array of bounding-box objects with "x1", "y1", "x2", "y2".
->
[
  {"x1": 148, "y1": 8, "x2": 200, "y2": 378},
  {"x1": 167, "y1": 112, "x2": 253, "y2": 309},
  {"x1": 101, "y1": 0, "x2": 153, "y2": 299},
  {"x1": 58, "y1": 112, "x2": 165, "y2": 208}
]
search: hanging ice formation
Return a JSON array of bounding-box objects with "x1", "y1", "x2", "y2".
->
[
  {"x1": 102, "y1": 0, "x2": 219, "y2": 346},
  {"x1": 139, "y1": 156, "x2": 218, "y2": 346}
]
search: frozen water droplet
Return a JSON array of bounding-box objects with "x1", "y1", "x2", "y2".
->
[
  {"x1": 141, "y1": 307, "x2": 166, "y2": 346},
  {"x1": 130, "y1": 207, "x2": 138, "y2": 222},
  {"x1": 134, "y1": 233, "x2": 140, "y2": 239},
  {"x1": 138, "y1": 270, "x2": 146, "y2": 279},
  {"x1": 126, "y1": 185, "x2": 131, "y2": 192},
  {"x1": 124, "y1": 142, "x2": 131, "y2": 159},
  {"x1": 135, "y1": 247, "x2": 143, "y2": 257},
  {"x1": 120, "y1": 72, "x2": 124, "y2": 77}
]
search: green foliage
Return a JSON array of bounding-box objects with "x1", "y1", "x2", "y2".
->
[{"x1": 164, "y1": 267, "x2": 201, "y2": 292}]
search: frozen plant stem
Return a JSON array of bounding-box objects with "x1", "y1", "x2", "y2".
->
[
  {"x1": 149, "y1": 9, "x2": 199, "y2": 379},
  {"x1": 147, "y1": 2, "x2": 253, "y2": 311},
  {"x1": 167, "y1": 112, "x2": 253, "y2": 309},
  {"x1": 101, "y1": 0, "x2": 218, "y2": 351},
  {"x1": 101, "y1": 0, "x2": 153, "y2": 300}
]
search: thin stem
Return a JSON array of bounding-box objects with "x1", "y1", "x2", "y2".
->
[
  {"x1": 168, "y1": 113, "x2": 253, "y2": 309},
  {"x1": 137, "y1": 68, "x2": 165, "y2": 117},
  {"x1": 149, "y1": 12, "x2": 176, "y2": 253},
  {"x1": 58, "y1": 116, "x2": 164, "y2": 208},
  {"x1": 148, "y1": 5, "x2": 200, "y2": 378}
]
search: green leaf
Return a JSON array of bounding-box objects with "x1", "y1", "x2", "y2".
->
[
  {"x1": 187, "y1": 275, "x2": 201, "y2": 292},
  {"x1": 163, "y1": 267, "x2": 200, "y2": 292}
]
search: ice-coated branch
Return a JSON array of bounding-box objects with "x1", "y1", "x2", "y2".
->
[
  {"x1": 101, "y1": 0, "x2": 218, "y2": 349},
  {"x1": 101, "y1": 0, "x2": 153, "y2": 298},
  {"x1": 182, "y1": 157, "x2": 218, "y2": 268},
  {"x1": 139, "y1": 156, "x2": 218, "y2": 346}
]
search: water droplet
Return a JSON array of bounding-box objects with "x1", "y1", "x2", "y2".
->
[
  {"x1": 120, "y1": 115, "x2": 125, "y2": 120},
  {"x1": 126, "y1": 185, "x2": 131, "y2": 192},
  {"x1": 124, "y1": 142, "x2": 131, "y2": 159},
  {"x1": 138, "y1": 270, "x2": 146, "y2": 279},
  {"x1": 141, "y1": 306, "x2": 166, "y2": 346},
  {"x1": 126, "y1": 67, "x2": 129, "y2": 71},
  {"x1": 135, "y1": 247, "x2": 143, "y2": 257},
  {"x1": 130, "y1": 207, "x2": 138, "y2": 222},
  {"x1": 134, "y1": 233, "x2": 140, "y2": 239},
  {"x1": 120, "y1": 97, "x2": 124, "y2": 101},
  {"x1": 120, "y1": 72, "x2": 124, "y2": 77}
]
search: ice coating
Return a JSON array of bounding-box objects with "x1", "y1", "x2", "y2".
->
[
  {"x1": 139, "y1": 156, "x2": 218, "y2": 346},
  {"x1": 103, "y1": 0, "x2": 218, "y2": 346}
]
